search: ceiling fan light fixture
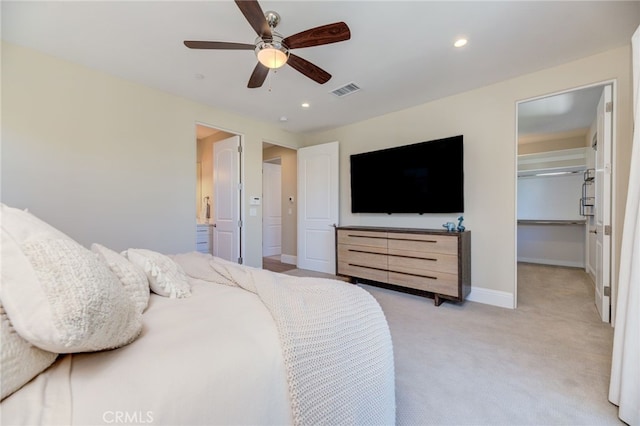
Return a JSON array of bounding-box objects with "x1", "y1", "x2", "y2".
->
[
  {"x1": 454, "y1": 38, "x2": 468, "y2": 48},
  {"x1": 256, "y1": 36, "x2": 289, "y2": 69}
]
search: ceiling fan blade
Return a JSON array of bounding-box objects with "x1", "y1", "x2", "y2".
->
[
  {"x1": 184, "y1": 41, "x2": 255, "y2": 50},
  {"x1": 287, "y1": 54, "x2": 331, "y2": 84},
  {"x1": 283, "y1": 22, "x2": 350, "y2": 49},
  {"x1": 248, "y1": 62, "x2": 269, "y2": 88},
  {"x1": 234, "y1": 0, "x2": 272, "y2": 39}
]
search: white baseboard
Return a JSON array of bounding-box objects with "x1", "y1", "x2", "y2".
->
[
  {"x1": 467, "y1": 287, "x2": 515, "y2": 309},
  {"x1": 517, "y1": 257, "x2": 584, "y2": 269},
  {"x1": 280, "y1": 254, "x2": 297, "y2": 265}
]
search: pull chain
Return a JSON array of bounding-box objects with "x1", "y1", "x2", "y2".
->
[{"x1": 268, "y1": 69, "x2": 278, "y2": 92}]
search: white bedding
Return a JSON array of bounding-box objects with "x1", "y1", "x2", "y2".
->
[
  {"x1": 183, "y1": 254, "x2": 396, "y2": 425},
  {"x1": 1, "y1": 279, "x2": 292, "y2": 425},
  {"x1": 1, "y1": 253, "x2": 395, "y2": 425}
]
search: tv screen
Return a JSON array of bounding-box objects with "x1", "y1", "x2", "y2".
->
[{"x1": 350, "y1": 135, "x2": 464, "y2": 214}]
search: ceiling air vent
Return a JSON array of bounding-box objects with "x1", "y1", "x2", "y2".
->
[{"x1": 330, "y1": 82, "x2": 361, "y2": 97}]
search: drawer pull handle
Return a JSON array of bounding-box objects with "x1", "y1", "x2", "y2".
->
[
  {"x1": 348, "y1": 249, "x2": 384, "y2": 255},
  {"x1": 388, "y1": 253, "x2": 437, "y2": 261},
  {"x1": 347, "y1": 234, "x2": 387, "y2": 240},
  {"x1": 391, "y1": 270, "x2": 438, "y2": 280},
  {"x1": 388, "y1": 237, "x2": 438, "y2": 243}
]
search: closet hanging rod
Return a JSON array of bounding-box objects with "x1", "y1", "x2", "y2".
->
[
  {"x1": 517, "y1": 219, "x2": 587, "y2": 226},
  {"x1": 518, "y1": 170, "x2": 584, "y2": 178}
]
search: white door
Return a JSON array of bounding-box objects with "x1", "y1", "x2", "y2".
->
[
  {"x1": 263, "y1": 162, "x2": 282, "y2": 257},
  {"x1": 594, "y1": 85, "x2": 613, "y2": 322},
  {"x1": 297, "y1": 141, "x2": 339, "y2": 273},
  {"x1": 213, "y1": 135, "x2": 241, "y2": 263}
]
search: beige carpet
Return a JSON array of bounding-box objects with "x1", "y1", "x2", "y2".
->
[{"x1": 283, "y1": 263, "x2": 619, "y2": 425}]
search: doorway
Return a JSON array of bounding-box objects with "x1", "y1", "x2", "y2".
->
[
  {"x1": 262, "y1": 142, "x2": 297, "y2": 270},
  {"x1": 263, "y1": 159, "x2": 282, "y2": 258},
  {"x1": 516, "y1": 82, "x2": 614, "y2": 322},
  {"x1": 196, "y1": 124, "x2": 242, "y2": 263}
]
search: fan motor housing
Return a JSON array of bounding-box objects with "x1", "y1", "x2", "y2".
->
[{"x1": 264, "y1": 11, "x2": 281, "y2": 28}]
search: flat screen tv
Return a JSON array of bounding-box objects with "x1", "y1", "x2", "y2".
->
[{"x1": 350, "y1": 135, "x2": 464, "y2": 214}]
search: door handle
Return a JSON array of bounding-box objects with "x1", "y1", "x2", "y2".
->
[{"x1": 589, "y1": 228, "x2": 597, "y2": 234}]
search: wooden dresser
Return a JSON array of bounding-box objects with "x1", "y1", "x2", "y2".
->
[{"x1": 336, "y1": 226, "x2": 471, "y2": 306}]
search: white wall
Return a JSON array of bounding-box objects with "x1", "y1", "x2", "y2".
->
[
  {"x1": 517, "y1": 225, "x2": 586, "y2": 268},
  {"x1": 517, "y1": 173, "x2": 584, "y2": 221},
  {"x1": 302, "y1": 46, "x2": 634, "y2": 308},
  {"x1": 1, "y1": 42, "x2": 301, "y2": 267}
]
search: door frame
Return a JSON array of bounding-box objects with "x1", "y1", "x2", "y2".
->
[
  {"x1": 513, "y1": 79, "x2": 618, "y2": 321},
  {"x1": 195, "y1": 121, "x2": 244, "y2": 263}
]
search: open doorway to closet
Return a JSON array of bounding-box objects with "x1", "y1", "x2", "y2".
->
[
  {"x1": 195, "y1": 124, "x2": 242, "y2": 263},
  {"x1": 262, "y1": 142, "x2": 297, "y2": 272},
  {"x1": 516, "y1": 82, "x2": 614, "y2": 323}
]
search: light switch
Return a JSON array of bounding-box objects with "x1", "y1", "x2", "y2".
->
[{"x1": 249, "y1": 208, "x2": 257, "y2": 216}]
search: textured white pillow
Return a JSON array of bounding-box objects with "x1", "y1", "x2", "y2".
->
[
  {"x1": 0, "y1": 302, "x2": 58, "y2": 400},
  {"x1": 125, "y1": 249, "x2": 191, "y2": 299},
  {"x1": 91, "y1": 243, "x2": 150, "y2": 314},
  {"x1": 0, "y1": 204, "x2": 142, "y2": 353}
]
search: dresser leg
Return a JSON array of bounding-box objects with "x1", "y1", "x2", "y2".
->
[{"x1": 434, "y1": 294, "x2": 444, "y2": 306}]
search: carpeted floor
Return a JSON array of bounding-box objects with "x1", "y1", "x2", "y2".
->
[{"x1": 283, "y1": 263, "x2": 619, "y2": 425}]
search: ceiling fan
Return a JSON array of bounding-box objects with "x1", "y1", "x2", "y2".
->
[{"x1": 184, "y1": 0, "x2": 351, "y2": 88}]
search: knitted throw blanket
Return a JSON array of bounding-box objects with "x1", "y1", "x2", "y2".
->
[{"x1": 180, "y1": 255, "x2": 395, "y2": 425}]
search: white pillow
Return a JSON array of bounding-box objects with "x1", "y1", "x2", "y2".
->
[
  {"x1": 91, "y1": 243, "x2": 150, "y2": 314},
  {"x1": 0, "y1": 301, "x2": 58, "y2": 400},
  {"x1": 0, "y1": 204, "x2": 142, "y2": 353},
  {"x1": 124, "y1": 249, "x2": 191, "y2": 299}
]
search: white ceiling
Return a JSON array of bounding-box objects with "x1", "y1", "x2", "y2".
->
[
  {"x1": 518, "y1": 84, "x2": 605, "y2": 137},
  {"x1": 3, "y1": 1, "x2": 639, "y2": 135}
]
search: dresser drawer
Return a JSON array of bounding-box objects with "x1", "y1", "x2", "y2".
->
[
  {"x1": 338, "y1": 244, "x2": 387, "y2": 269},
  {"x1": 387, "y1": 250, "x2": 458, "y2": 275},
  {"x1": 388, "y1": 269, "x2": 458, "y2": 297},
  {"x1": 338, "y1": 229, "x2": 388, "y2": 249},
  {"x1": 387, "y1": 233, "x2": 457, "y2": 255},
  {"x1": 338, "y1": 262, "x2": 388, "y2": 283}
]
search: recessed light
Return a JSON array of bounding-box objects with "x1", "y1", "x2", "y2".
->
[
  {"x1": 454, "y1": 38, "x2": 468, "y2": 48},
  {"x1": 279, "y1": 116, "x2": 288, "y2": 122},
  {"x1": 301, "y1": 102, "x2": 310, "y2": 108}
]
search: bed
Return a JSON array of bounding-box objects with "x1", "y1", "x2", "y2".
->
[{"x1": 0, "y1": 204, "x2": 395, "y2": 425}]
